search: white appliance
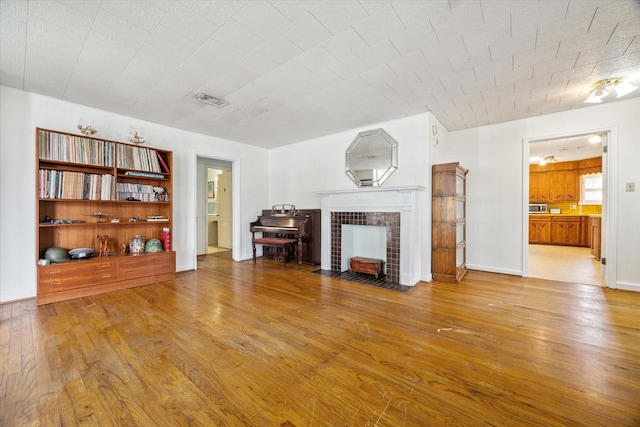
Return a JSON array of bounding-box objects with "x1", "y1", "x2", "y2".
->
[{"x1": 529, "y1": 204, "x2": 548, "y2": 214}]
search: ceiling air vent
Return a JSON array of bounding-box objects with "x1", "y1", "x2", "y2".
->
[{"x1": 193, "y1": 93, "x2": 229, "y2": 108}]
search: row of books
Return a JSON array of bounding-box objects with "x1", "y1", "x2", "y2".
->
[
  {"x1": 116, "y1": 183, "x2": 169, "y2": 202},
  {"x1": 38, "y1": 130, "x2": 115, "y2": 167},
  {"x1": 39, "y1": 169, "x2": 114, "y2": 200},
  {"x1": 116, "y1": 145, "x2": 170, "y2": 174}
]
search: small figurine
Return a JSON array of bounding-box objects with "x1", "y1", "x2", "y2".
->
[
  {"x1": 96, "y1": 234, "x2": 111, "y2": 257},
  {"x1": 120, "y1": 243, "x2": 127, "y2": 254}
]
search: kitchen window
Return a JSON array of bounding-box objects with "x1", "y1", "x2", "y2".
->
[{"x1": 581, "y1": 173, "x2": 602, "y2": 205}]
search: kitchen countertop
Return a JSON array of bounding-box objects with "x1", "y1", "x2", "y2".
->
[{"x1": 530, "y1": 213, "x2": 599, "y2": 217}]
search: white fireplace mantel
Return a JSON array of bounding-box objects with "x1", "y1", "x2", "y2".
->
[{"x1": 315, "y1": 186, "x2": 425, "y2": 286}]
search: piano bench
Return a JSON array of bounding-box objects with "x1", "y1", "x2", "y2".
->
[{"x1": 252, "y1": 237, "x2": 299, "y2": 268}]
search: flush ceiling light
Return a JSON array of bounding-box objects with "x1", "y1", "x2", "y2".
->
[
  {"x1": 588, "y1": 134, "x2": 602, "y2": 143},
  {"x1": 584, "y1": 78, "x2": 638, "y2": 103},
  {"x1": 193, "y1": 93, "x2": 229, "y2": 108},
  {"x1": 539, "y1": 155, "x2": 557, "y2": 166}
]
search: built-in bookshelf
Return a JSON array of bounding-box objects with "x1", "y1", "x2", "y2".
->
[{"x1": 36, "y1": 128, "x2": 175, "y2": 305}]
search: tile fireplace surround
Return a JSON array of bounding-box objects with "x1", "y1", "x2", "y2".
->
[{"x1": 315, "y1": 186, "x2": 425, "y2": 286}]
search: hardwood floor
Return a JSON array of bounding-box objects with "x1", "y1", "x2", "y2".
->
[{"x1": 2, "y1": 252, "x2": 639, "y2": 426}]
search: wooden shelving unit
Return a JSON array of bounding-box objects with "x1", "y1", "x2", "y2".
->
[
  {"x1": 36, "y1": 128, "x2": 175, "y2": 305},
  {"x1": 432, "y1": 162, "x2": 468, "y2": 283}
]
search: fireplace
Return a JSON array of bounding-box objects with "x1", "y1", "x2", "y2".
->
[
  {"x1": 316, "y1": 186, "x2": 425, "y2": 286},
  {"x1": 333, "y1": 212, "x2": 399, "y2": 283}
]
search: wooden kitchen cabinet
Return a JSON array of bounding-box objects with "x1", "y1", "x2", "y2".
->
[
  {"x1": 529, "y1": 216, "x2": 551, "y2": 244},
  {"x1": 564, "y1": 171, "x2": 578, "y2": 201},
  {"x1": 530, "y1": 158, "x2": 599, "y2": 203},
  {"x1": 549, "y1": 170, "x2": 578, "y2": 202},
  {"x1": 580, "y1": 216, "x2": 590, "y2": 247},
  {"x1": 549, "y1": 171, "x2": 566, "y2": 201},
  {"x1": 550, "y1": 217, "x2": 581, "y2": 246},
  {"x1": 590, "y1": 216, "x2": 602, "y2": 259},
  {"x1": 529, "y1": 172, "x2": 550, "y2": 202},
  {"x1": 530, "y1": 215, "x2": 590, "y2": 247}
]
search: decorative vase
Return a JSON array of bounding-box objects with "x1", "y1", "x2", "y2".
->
[{"x1": 129, "y1": 235, "x2": 145, "y2": 254}]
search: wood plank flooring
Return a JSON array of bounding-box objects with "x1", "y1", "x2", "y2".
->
[{"x1": 2, "y1": 252, "x2": 640, "y2": 426}]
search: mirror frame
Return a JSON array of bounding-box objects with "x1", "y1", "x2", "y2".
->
[{"x1": 345, "y1": 128, "x2": 398, "y2": 187}]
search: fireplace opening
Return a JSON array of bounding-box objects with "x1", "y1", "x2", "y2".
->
[
  {"x1": 341, "y1": 225, "x2": 387, "y2": 274},
  {"x1": 330, "y1": 211, "x2": 400, "y2": 284}
]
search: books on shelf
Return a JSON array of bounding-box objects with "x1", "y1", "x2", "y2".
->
[
  {"x1": 38, "y1": 129, "x2": 114, "y2": 167},
  {"x1": 124, "y1": 171, "x2": 165, "y2": 178},
  {"x1": 116, "y1": 183, "x2": 168, "y2": 202},
  {"x1": 39, "y1": 169, "x2": 114, "y2": 200},
  {"x1": 117, "y1": 144, "x2": 169, "y2": 173},
  {"x1": 37, "y1": 129, "x2": 170, "y2": 174},
  {"x1": 147, "y1": 216, "x2": 170, "y2": 222}
]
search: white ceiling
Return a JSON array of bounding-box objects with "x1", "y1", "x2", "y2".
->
[
  {"x1": 529, "y1": 133, "x2": 603, "y2": 163},
  {"x1": 1, "y1": 0, "x2": 639, "y2": 149}
]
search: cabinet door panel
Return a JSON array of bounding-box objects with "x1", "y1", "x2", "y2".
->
[
  {"x1": 564, "y1": 171, "x2": 578, "y2": 201},
  {"x1": 566, "y1": 220, "x2": 580, "y2": 245},
  {"x1": 529, "y1": 173, "x2": 539, "y2": 202},
  {"x1": 538, "y1": 173, "x2": 550, "y2": 202},
  {"x1": 549, "y1": 171, "x2": 565, "y2": 201}
]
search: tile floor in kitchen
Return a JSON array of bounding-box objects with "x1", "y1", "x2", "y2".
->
[{"x1": 528, "y1": 244, "x2": 603, "y2": 286}]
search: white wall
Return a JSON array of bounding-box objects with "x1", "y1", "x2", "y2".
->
[
  {"x1": 0, "y1": 86, "x2": 269, "y2": 303},
  {"x1": 433, "y1": 97, "x2": 640, "y2": 291}
]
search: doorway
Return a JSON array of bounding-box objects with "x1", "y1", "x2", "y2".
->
[
  {"x1": 196, "y1": 156, "x2": 233, "y2": 258},
  {"x1": 525, "y1": 131, "x2": 607, "y2": 286}
]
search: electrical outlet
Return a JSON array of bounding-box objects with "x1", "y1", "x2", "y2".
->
[
  {"x1": 626, "y1": 182, "x2": 635, "y2": 192},
  {"x1": 570, "y1": 204, "x2": 576, "y2": 210}
]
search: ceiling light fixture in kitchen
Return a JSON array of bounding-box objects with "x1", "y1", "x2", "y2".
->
[
  {"x1": 584, "y1": 78, "x2": 638, "y2": 103},
  {"x1": 588, "y1": 134, "x2": 602, "y2": 143},
  {"x1": 539, "y1": 155, "x2": 557, "y2": 166}
]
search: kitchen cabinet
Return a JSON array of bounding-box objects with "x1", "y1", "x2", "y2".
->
[
  {"x1": 529, "y1": 172, "x2": 550, "y2": 202},
  {"x1": 580, "y1": 216, "x2": 590, "y2": 247},
  {"x1": 529, "y1": 216, "x2": 551, "y2": 244},
  {"x1": 550, "y1": 217, "x2": 581, "y2": 246},
  {"x1": 549, "y1": 170, "x2": 578, "y2": 202},
  {"x1": 529, "y1": 215, "x2": 590, "y2": 247},
  {"x1": 530, "y1": 157, "x2": 600, "y2": 203},
  {"x1": 590, "y1": 216, "x2": 602, "y2": 259}
]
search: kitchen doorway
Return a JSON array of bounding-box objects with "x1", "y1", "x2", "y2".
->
[{"x1": 525, "y1": 131, "x2": 608, "y2": 286}]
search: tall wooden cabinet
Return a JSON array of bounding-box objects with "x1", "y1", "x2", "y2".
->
[
  {"x1": 36, "y1": 128, "x2": 175, "y2": 305},
  {"x1": 432, "y1": 162, "x2": 468, "y2": 283}
]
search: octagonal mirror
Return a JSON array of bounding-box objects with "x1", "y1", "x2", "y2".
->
[{"x1": 345, "y1": 128, "x2": 398, "y2": 187}]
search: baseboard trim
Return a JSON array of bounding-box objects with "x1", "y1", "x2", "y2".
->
[{"x1": 611, "y1": 281, "x2": 640, "y2": 292}]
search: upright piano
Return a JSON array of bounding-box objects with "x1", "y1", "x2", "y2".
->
[
  {"x1": 250, "y1": 213, "x2": 308, "y2": 267},
  {"x1": 250, "y1": 206, "x2": 321, "y2": 267}
]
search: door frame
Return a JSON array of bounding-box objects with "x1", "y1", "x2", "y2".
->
[
  {"x1": 522, "y1": 127, "x2": 617, "y2": 288},
  {"x1": 193, "y1": 153, "x2": 242, "y2": 267}
]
